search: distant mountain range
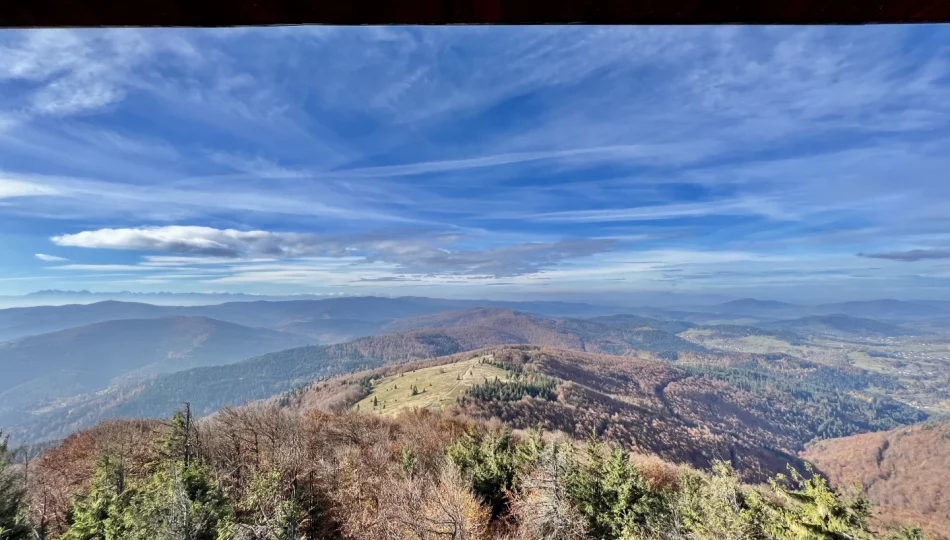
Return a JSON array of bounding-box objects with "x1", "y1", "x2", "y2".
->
[
  {"x1": 0, "y1": 292, "x2": 943, "y2": 536},
  {"x1": 0, "y1": 316, "x2": 314, "y2": 418},
  {"x1": 0, "y1": 290, "x2": 734, "y2": 309},
  {"x1": 0, "y1": 290, "x2": 339, "y2": 308},
  {"x1": 0, "y1": 295, "x2": 943, "y2": 447},
  {"x1": 2, "y1": 296, "x2": 949, "y2": 344},
  {"x1": 690, "y1": 298, "x2": 950, "y2": 321},
  {"x1": 3, "y1": 307, "x2": 707, "y2": 442},
  {"x1": 0, "y1": 297, "x2": 627, "y2": 342},
  {"x1": 762, "y1": 314, "x2": 917, "y2": 339}
]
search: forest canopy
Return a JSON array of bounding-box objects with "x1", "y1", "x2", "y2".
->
[{"x1": 3, "y1": 408, "x2": 925, "y2": 540}]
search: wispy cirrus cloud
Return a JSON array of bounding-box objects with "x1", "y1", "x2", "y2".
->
[
  {"x1": 0, "y1": 30, "x2": 189, "y2": 118},
  {"x1": 0, "y1": 170, "x2": 417, "y2": 224},
  {"x1": 50, "y1": 226, "x2": 460, "y2": 260},
  {"x1": 858, "y1": 249, "x2": 950, "y2": 262},
  {"x1": 1, "y1": 27, "x2": 949, "y2": 300},
  {"x1": 526, "y1": 197, "x2": 796, "y2": 224},
  {"x1": 208, "y1": 151, "x2": 309, "y2": 179},
  {"x1": 34, "y1": 253, "x2": 69, "y2": 262},
  {"x1": 51, "y1": 264, "x2": 158, "y2": 271},
  {"x1": 0, "y1": 178, "x2": 58, "y2": 198},
  {"x1": 51, "y1": 226, "x2": 619, "y2": 277}
]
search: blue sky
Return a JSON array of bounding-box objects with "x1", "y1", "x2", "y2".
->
[{"x1": 1, "y1": 26, "x2": 949, "y2": 303}]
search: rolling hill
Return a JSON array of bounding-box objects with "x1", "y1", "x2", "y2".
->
[
  {"x1": 6, "y1": 311, "x2": 704, "y2": 441},
  {"x1": 1, "y1": 305, "x2": 927, "y2": 457},
  {"x1": 635, "y1": 299, "x2": 950, "y2": 324},
  {"x1": 3, "y1": 296, "x2": 946, "y2": 344},
  {"x1": 281, "y1": 344, "x2": 924, "y2": 482},
  {"x1": 684, "y1": 324, "x2": 806, "y2": 345},
  {"x1": 350, "y1": 355, "x2": 510, "y2": 416},
  {"x1": 700, "y1": 298, "x2": 804, "y2": 318},
  {"x1": 272, "y1": 318, "x2": 385, "y2": 344},
  {"x1": 802, "y1": 421, "x2": 950, "y2": 539},
  {"x1": 763, "y1": 314, "x2": 915, "y2": 339},
  {"x1": 814, "y1": 300, "x2": 950, "y2": 320},
  {"x1": 0, "y1": 316, "x2": 313, "y2": 414},
  {"x1": 1, "y1": 327, "x2": 494, "y2": 442},
  {"x1": 380, "y1": 307, "x2": 704, "y2": 357},
  {"x1": 0, "y1": 296, "x2": 627, "y2": 342},
  {"x1": 0, "y1": 301, "x2": 171, "y2": 342},
  {"x1": 581, "y1": 313, "x2": 696, "y2": 335}
]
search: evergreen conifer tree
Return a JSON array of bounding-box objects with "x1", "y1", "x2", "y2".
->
[{"x1": 0, "y1": 435, "x2": 33, "y2": 540}]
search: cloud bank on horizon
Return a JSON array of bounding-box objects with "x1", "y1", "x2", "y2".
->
[{"x1": 1, "y1": 26, "x2": 949, "y2": 303}]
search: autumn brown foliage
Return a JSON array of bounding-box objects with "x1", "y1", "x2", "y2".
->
[{"x1": 803, "y1": 421, "x2": 950, "y2": 539}]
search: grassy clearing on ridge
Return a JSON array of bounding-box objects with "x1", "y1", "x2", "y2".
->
[{"x1": 353, "y1": 355, "x2": 510, "y2": 416}]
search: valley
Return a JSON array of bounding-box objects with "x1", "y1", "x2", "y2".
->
[
  {"x1": 679, "y1": 324, "x2": 950, "y2": 416},
  {"x1": 2, "y1": 295, "x2": 949, "y2": 537}
]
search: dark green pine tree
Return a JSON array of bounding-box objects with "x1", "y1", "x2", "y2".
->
[
  {"x1": 567, "y1": 438, "x2": 668, "y2": 539},
  {"x1": 447, "y1": 427, "x2": 517, "y2": 518},
  {"x1": 61, "y1": 410, "x2": 233, "y2": 540},
  {"x1": 0, "y1": 435, "x2": 33, "y2": 540},
  {"x1": 767, "y1": 464, "x2": 873, "y2": 540},
  {"x1": 60, "y1": 454, "x2": 124, "y2": 540}
]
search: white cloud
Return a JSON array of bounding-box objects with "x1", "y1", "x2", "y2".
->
[
  {"x1": 208, "y1": 151, "x2": 309, "y2": 179},
  {"x1": 0, "y1": 171, "x2": 413, "y2": 224},
  {"x1": 0, "y1": 178, "x2": 58, "y2": 198},
  {"x1": 35, "y1": 253, "x2": 69, "y2": 262},
  {"x1": 31, "y1": 74, "x2": 125, "y2": 116},
  {"x1": 329, "y1": 145, "x2": 703, "y2": 179},
  {"x1": 2, "y1": 28, "x2": 949, "y2": 300},
  {"x1": 50, "y1": 264, "x2": 160, "y2": 271},
  {"x1": 1, "y1": 31, "x2": 134, "y2": 116},
  {"x1": 50, "y1": 226, "x2": 618, "y2": 277},
  {"x1": 140, "y1": 255, "x2": 275, "y2": 267},
  {"x1": 526, "y1": 197, "x2": 799, "y2": 224},
  {"x1": 52, "y1": 226, "x2": 287, "y2": 257}
]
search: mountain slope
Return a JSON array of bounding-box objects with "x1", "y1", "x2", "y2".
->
[
  {"x1": 380, "y1": 308, "x2": 704, "y2": 356},
  {"x1": 802, "y1": 422, "x2": 950, "y2": 539},
  {"x1": 815, "y1": 300, "x2": 950, "y2": 320},
  {"x1": 272, "y1": 318, "x2": 384, "y2": 344},
  {"x1": 0, "y1": 301, "x2": 172, "y2": 341},
  {"x1": 679, "y1": 324, "x2": 807, "y2": 348},
  {"x1": 5, "y1": 309, "x2": 921, "y2": 449},
  {"x1": 586, "y1": 314, "x2": 697, "y2": 335},
  {"x1": 763, "y1": 314, "x2": 914, "y2": 338},
  {"x1": 285, "y1": 344, "x2": 924, "y2": 482},
  {"x1": 0, "y1": 316, "x2": 313, "y2": 412},
  {"x1": 0, "y1": 298, "x2": 436, "y2": 340},
  {"x1": 0, "y1": 311, "x2": 700, "y2": 443},
  {"x1": 3, "y1": 327, "x2": 488, "y2": 442},
  {"x1": 704, "y1": 299, "x2": 804, "y2": 318},
  {"x1": 0, "y1": 296, "x2": 626, "y2": 342}
]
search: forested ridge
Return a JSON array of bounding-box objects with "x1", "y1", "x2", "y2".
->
[
  {"x1": 4, "y1": 312, "x2": 705, "y2": 444},
  {"x1": 273, "y1": 345, "x2": 925, "y2": 485},
  {"x1": 0, "y1": 317, "x2": 313, "y2": 412},
  {"x1": 1, "y1": 408, "x2": 924, "y2": 539},
  {"x1": 0, "y1": 302, "x2": 941, "y2": 538},
  {"x1": 802, "y1": 422, "x2": 950, "y2": 540}
]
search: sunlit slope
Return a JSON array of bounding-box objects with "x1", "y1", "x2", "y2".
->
[{"x1": 353, "y1": 355, "x2": 508, "y2": 416}]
